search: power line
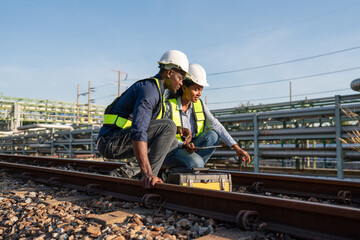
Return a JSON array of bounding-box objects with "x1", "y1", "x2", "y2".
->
[
  {"x1": 208, "y1": 88, "x2": 350, "y2": 105},
  {"x1": 102, "y1": 44, "x2": 360, "y2": 82},
  {"x1": 187, "y1": 2, "x2": 360, "y2": 54},
  {"x1": 94, "y1": 95, "x2": 117, "y2": 101},
  {"x1": 92, "y1": 82, "x2": 114, "y2": 89},
  {"x1": 208, "y1": 45, "x2": 360, "y2": 76},
  {"x1": 206, "y1": 66, "x2": 360, "y2": 91}
]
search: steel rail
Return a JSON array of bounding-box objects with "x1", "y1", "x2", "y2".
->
[
  {"x1": 209, "y1": 164, "x2": 360, "y2": 178},
  {"x1": 0, "y1": 153, "x2": 123, "y2": 174},
  {"x1": 1, "y1": 154, "x2": 360, "y2": 203},
  {"x1": 208, "y1": 169, "x2": 360, "y2": 205},
  {"x1": 0, "y1": 161, "x2": 359, "y2": 240}
]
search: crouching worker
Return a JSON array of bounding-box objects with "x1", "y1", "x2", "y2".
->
[
  {"x1": 162, "y1": 63, "x2": 250, "y2": 173},
  {"x1": 96, "y1": 50, "x2": 190, "y2": 189}
]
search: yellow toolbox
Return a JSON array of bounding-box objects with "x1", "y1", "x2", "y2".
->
[{"x1": 167, "y1": 172, "x2": 232, "y2": 191}]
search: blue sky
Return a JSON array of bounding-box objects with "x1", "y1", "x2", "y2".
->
[{"x1": 1, "y1": 0, "x2": 360, "y2": 109}]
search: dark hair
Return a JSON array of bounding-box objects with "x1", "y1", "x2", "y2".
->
[
  {"x1": 168, "y1": 79, "x2": 195, "y2": 99},
  {"x1": 158, "y1": 68, "x2": 168, "y2": 76}
]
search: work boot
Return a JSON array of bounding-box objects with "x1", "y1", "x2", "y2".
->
[
  {"x1": 161, "y1": 168, "x2": 174, "y2": 183},
  {"x1": 109, "y1": 160, "x2": 141, "y2": 179},
  {"x1": 109, "y1": 167, "x2": 129, "y2": 178}
]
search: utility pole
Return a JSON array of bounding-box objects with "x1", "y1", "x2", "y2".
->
[
  {"x1": 88, "y1": 81, "x2": 91, "y2": 124},
  {"x1": 111, "y1": 66, "x2": 128, "y2": 97},
  {"x1": 76, "y1": 84, "x2": 79, "y2": 126}
]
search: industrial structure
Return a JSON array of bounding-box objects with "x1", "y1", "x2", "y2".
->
[
  {"x1": 1, "y1": 93, "x2": 360, "y2": 179},
  {"x1": 0, "y1": 96, "x2": 105, "y2": 131}
]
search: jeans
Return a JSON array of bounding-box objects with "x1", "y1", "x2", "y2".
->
[
  {"x1": 162, "y1": 130, "x2": 220, "y2": 173},
  {"x1": 97, "y1": 119, "x2": 178, "y2": 177}
]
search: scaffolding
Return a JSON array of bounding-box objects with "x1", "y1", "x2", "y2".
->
[
  {"x1": 0, "y1": 96, "x2": 105, "y2": 131},
  {"x1": 0, "y1": 124, "x2": 99, "y2": 158}
]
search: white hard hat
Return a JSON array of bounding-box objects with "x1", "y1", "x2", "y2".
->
[
  {"x1": 158, "y1": 50, "x2": 190, "y2": 74},
  {"x1": 187, "y1": 63, "x2": 209, "y2": 87}
]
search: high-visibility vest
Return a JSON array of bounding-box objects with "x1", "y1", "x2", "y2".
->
[
  {"x1": 167, "y1": 98, "x2": 206, "y2": 141},
  {"x1": 103, "y1": 78, "x2": 165, "y2": 129}
]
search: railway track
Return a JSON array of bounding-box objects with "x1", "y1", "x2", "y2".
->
[
  {"x1": 1, "y1": 154, "x2": 359, "y2": 207},
  {"x1": 212, "y1": 169, "x2": 360, "y2": 206},
  {"x1": 1, "y1": 153, "x2": 360, "y2": 239}
]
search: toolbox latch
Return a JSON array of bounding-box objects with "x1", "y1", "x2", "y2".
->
[
  {"x1": 187, "y1": 179, "x2": 194, "y2": 187},
  {"x1": 220, "y1": 178, "x2": 226, "y2": 191}
]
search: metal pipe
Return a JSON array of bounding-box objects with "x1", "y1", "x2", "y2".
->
[
  {"x1": 229, "y1": 125, "x2": 359, "y2": 137},
  {"x1": 88, "y1": 81, "x2": 91, "y2": 124},
  {"x1": 253, "y1": 114, "x2": 259, "y2": 173},
  {"x1": 69, "y1": 129, "x2": 73, "y2": 158},
  {"x1": 335, "y1": 95, "x2": 343, "y2": 179},
  {"x1": 212, "y1": 149, "x2": 360, "y2": 159},
  {"x1": 211, "y1": 93, "x2": 360, "y2": 116},
  {"x1": 216, "y1": 103, "x2": 360, "y2": 122},
  {"x1": 17, "y1": 124, "x2": 74, "y2": 131}
]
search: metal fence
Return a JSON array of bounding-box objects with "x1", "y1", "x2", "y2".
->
[{"x1": 1, "y1": 94, "x2": 360, "y2": 179}]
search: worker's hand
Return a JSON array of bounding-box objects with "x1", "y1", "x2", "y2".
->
[
  {"x1": 183, "y1": 142, "x2": 197, "y2": 153},
  {"x1": 178, "y1": 127, "x2": 192, "y2": 145},
  {"x1": 233, "y1": 144, "x2": 251, "y2": 164},
  {"x1": 140, "y1": 173, "x2": 163, "y2": 189}
]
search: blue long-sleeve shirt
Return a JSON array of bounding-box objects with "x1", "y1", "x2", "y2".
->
[{"x1": 98, "y1": 74, "x2": 164, "y2": 142}]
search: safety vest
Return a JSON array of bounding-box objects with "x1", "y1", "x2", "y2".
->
[
  {"x1": 167, "y1": 98, "x2": 206, "y2": 141},
  {"x1": 103, "y1": 78, "x2": 165, "y2": 129}
]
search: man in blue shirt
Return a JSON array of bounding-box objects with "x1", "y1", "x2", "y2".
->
[{"x1": 97, "y1": 50, "x2": 191, "y2": 189}]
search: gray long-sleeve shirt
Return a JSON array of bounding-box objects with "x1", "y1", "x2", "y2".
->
[{"x1": 165, "y1": 96, "x2": 237, "y2": 148}]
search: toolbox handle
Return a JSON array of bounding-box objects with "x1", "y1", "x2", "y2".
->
[
  {"x1": 192, "y1": 167, "x2": 210, "y2": 173},
  {"x1": 200, "y1": 179, "x2": 210, "y2": 183}
]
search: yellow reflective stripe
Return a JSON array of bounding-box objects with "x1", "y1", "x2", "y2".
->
[
  {"x1": 168, "y1": 99, "x2": 182, "y2": 141},
  {"x1": 169, "y1": 99, "x2": 181, "y2": 126},
  {"x1": 104, "y1": 114, "x2": 132, "y2": 129},
  {"x1": 115, "y1": 117, "x2": 132, "y2": 129},
  {"x1": 162, "y1": 95, "x2": 166, "y2": 118},
  {"x1": 103, "y1": 114, "x2": 118, "y2": 125},
  {"x1": 168, "y1": 98, "x2": 205, "y2": 139},
  {"x1": 152, "y1": 78, "x2": 165, "y2": 119},
  {"x1": 194, "y1": 100, "x2": 205, "y2": 136},
  {"x1": 194, "y1": 101, "x2": 205, "y2": 120}
]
